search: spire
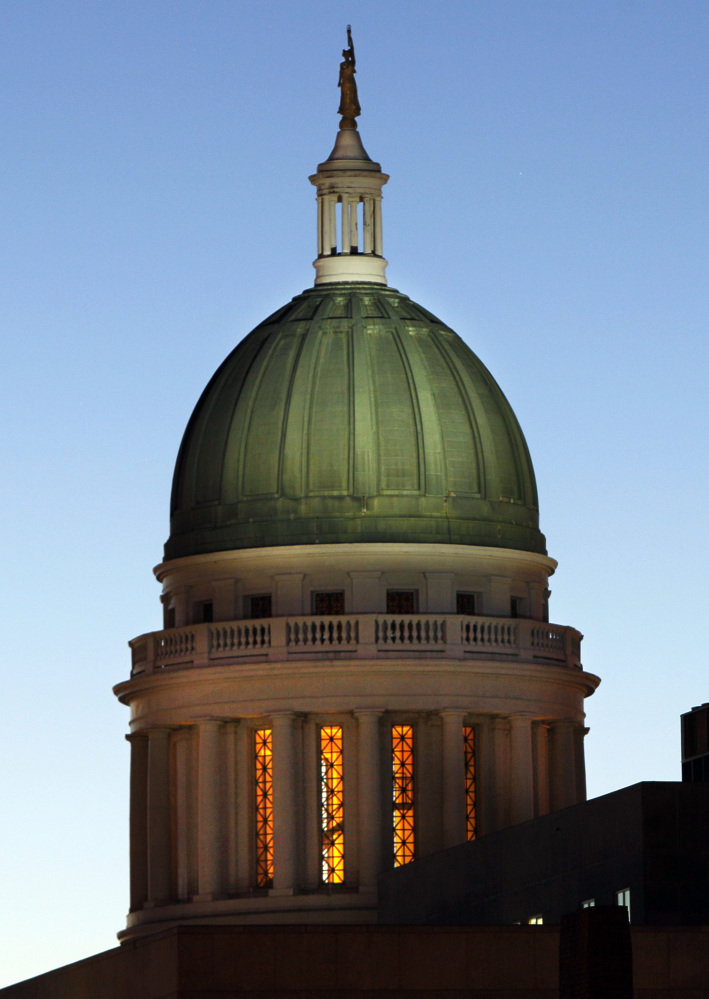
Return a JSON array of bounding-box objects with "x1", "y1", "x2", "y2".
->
[{"x1": 309, "y1": 28, "x2": 389, "y2": 285}]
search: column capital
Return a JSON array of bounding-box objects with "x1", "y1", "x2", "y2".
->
[
  {"x1": 508, "y1": 712, "x2": 537, "y2": 725},
  {"x1": 146, "y1": 725, "x2": 173, "y2": 740},
  {"x1": 125, "y1": 731, "x2": 149, "y2": 743},
  {"x1": 271, "y1": 711, "x2": 297, "y2": 725},
  {"x1": 194, "y1": 717, "x2": 224, "y2": 729}
]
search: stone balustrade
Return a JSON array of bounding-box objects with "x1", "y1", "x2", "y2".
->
[{"x1": 129, "y1": 614, "x2": 582, "y2": 677}]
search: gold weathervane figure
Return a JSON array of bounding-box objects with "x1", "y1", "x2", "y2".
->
[{"x1": 338, "y1": 25, "x2": 361, "y2": 129}]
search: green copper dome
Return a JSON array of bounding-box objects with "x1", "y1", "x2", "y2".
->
[{"x1": 166, "y1": 283, "x2": 545, "y2": 560}]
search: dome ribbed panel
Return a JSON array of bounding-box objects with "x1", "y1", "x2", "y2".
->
[
  {"x1": 166, "y1": 284, "x2": 546, "y2": 559},
  {"x1": 241, "y1": 333, "x2": 301, "y2": 497},
  {"x1": 368, "y1": 328, "x2": 420, "y2": 493},
  {"x1": 307, "y1": 329, "x2": 351, "y2": 494}
]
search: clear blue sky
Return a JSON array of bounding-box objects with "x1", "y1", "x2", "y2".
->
[{"x1": 2, "y1": 1, "x2": 708, "y2": 986}]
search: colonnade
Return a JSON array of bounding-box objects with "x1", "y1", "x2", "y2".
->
[
  {"x1": 316, "y1": 193, "x2": 383, "y2": 258},
  {"x1": 127, "y1": 711, "x2": 585, "y2": 915}
]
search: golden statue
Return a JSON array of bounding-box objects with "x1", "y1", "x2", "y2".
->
[{"x1": 338, "y1": 26, "x2": 361, "y2": 128}]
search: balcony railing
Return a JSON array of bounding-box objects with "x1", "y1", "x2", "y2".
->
[{"x1": 129, "y1": 614, "x2": 582, "y2": 677}]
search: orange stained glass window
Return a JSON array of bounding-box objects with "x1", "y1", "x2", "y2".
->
[
  {"x1": 320, "y1": 726, "x2": 345, "y2": 883},
  {"x1": 392, "y1": 724, "x2": 415, "y2": 866},
  {"x1": 464, "y1": 725, "x2": 477, "y2": 841},
  {"x1": 254, "y1": 728, "x2": 274, "y2": 888}
]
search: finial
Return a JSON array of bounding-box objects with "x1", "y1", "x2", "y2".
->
[{"x1": 338, "y1": 25, "x2": 361, "y2": 130}]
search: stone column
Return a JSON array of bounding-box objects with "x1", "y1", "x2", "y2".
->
[
  {"x1": 349, "y1": 197, "x2": 358, "y2": 251},
  {"x1": 551, "y1": 720, "x2": 577, "y2": 811},
  {"x1": 127, "y1": 733, "x2": 149, "y2": 912},
  {"x1": 146, "y1": 727, "x2": 172, "y2": 905},
  {"x1": 173, "y1": 729, "x2": 192, "y2": 900},
  {"x1": 425, "y1": 572, "x2": 454, "y2": 613},
  {"x1": 363, "y1": 198, "x2": 374, "y2": 253},
  {"x1": 317, "y1": 195, "x2": 324, "y2": 255},
  {"x1": 440, "y1": 710, "x2": 466, "y2": 849},
  {"x1": 195, "y1": 719, "x2": 222, "y2": 900},
  {"x1": 234, "y1": 723, "x2": 251, "y2": 892},
  {"x1": 477, "y1": 718, "x2": 496, "y2": 836},
  {"x1": 326, "y1": 195, "x2": 337, "y2": 254},
  {"x1": 171, "y1": 586, "x2": 190, "y2": 627},
  {"x1": 223, "y1": 722, "x2": 239, "y2": 895},
  {"x1": 527, "y1": 581, "x2": 546, "y2": 620},
  {"x1": 491, "y1": 716, "x2": 511, "y2": 831},
  {"x1": 488, "y1": 575, "x2": 511, "y2": 616},
  {"x1": 575, "y1": 724, "x2": 588, "y2": 803},
  {"x1": 534, "y1": 722, "x2": 551, "y2": 817},
  {"x1": 349, "y1": 571, "x2": 381, "y2": 613},
  {"x1": 273, "y1": 574, "x2": 304, "y2": 616},
  {"x1": 212, "y1": 579, "x2": 235, "y2": 621},
  {"x1": 355, "y1": 710, "x2": 383, "y2": 888},
  {"x1": 303, "y1": 716, "x2": 320, "y2": 890},
  {"x1": 373, "y1": 198, "x2": 383, "y2": 256},
  {"x1": 271, "y1": 712, "x2": 297, "y2": 894},
  {"x1": 341, "y1": 196, "x2": 351, "y2": 253},
  {"x1": 509, "y1": 715, "x2": 535, "y2": 826}
]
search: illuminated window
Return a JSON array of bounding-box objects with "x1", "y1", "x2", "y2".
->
[
  {"x1": 313, "y1": 591, "x2": 345, "y2": 615},
  {"x1": 392, "y1": 724, "x2": 415, "y2": 866},
  {"x1": 616, "y1": 888, "x2": 631, "y2": 921},
  {"x1": 528, "y1": 914, "x2": 543, "y2": 925},
  {"x1": 254, "y1": 729, "x2": 274, "y2": 888},
  {"x1": 463, "y1": 726, "x2": 476, "y2": 840},
  {"x1": 320, "y1": 726, "x2": 345, "y2": 883},
  {"x1": 581, "y1": 898, "x2": 596, "y2": 908}
]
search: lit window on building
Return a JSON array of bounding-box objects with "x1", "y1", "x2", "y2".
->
[
  {"x1": 527, "y1": 914, "x2": 543, "y2": 925},
  {"x1": 581, "y1": 898, "x2": 596, "y2": 908},
  {"x1": 254, "y1": 728, "x2": 274, "y2": 888},
  {"x1": 387, "y1": 590, "x2": 417, "y2": 614},
  {"x1": 456, "y1": 591, "x2": 477, "y2": 615},
  {"x1": 313, "y1": 591, "x2": 345, "y2": 615},
  {"x1": 463, "y1": 725, "x2": 476, "y2": 840},
  {"x1": 616, "y1": 888, "x2": 631, "y2": 921},
  {"x1": 247, "y1": 594, "x2": 272, "y2": 619},
  {"x1": 392, "y1": 724, "x2": 415, "y2": 866},
  {"x1": 320, "y1": 726, "x2": 345, "y2": 883}
]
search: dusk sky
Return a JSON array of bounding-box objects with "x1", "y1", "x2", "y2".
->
[{"x1": 2, "y1": 1, "x2": 708, "y2": 987}]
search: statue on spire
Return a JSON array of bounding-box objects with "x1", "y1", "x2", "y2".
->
[{"x1": 338, "y1": 26, "x2": 361, "y2": 129}]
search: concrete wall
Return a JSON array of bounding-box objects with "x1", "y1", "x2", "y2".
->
[
  {"x1": 378, "y1": 782, "x2": 709, "y2": 926},
  {"x1": 3, "y1": 924, "x2": 709, "y2": 998}
]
